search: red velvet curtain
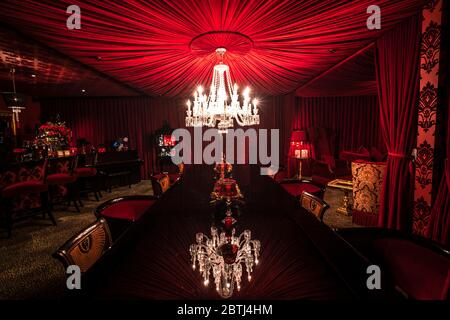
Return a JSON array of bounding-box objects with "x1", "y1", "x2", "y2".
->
[
  {"x1": 259, "y1": 94, "x2": 296, "y2": 167},
  {"x1": 427, "y1": 96, "x2": 450, "y2": 247},
  {"x1": 40, "y1": 97, "x2": 185, "y2": 178},
  {"x1": 375, "y1": 15, "x2": 421, "y2": 230},
  {"x1": 292, "y1": 96, "x2": 384, "y2": 153}
]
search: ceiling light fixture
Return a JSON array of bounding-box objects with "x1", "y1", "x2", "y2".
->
[{"x1": 185, "y1": 48, "x2": 260, "y2": 134}]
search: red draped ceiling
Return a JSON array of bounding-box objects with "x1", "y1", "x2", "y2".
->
[
  {"x1": 0, "y1": 0, "x2": 427, "y2": 97},
  {"x1": 296, "y1": 46, "x2": 377, "y2": 97}
]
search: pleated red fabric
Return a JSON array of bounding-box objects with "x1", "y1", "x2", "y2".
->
[
  {"x1": 293, "y1": 96, "x2": 384, "y2": 153},
  {"x1": 0, "y1": 0, "x2": 427, "y2": 96},
  {"x1": 375, "y1": 15, "x2": 421, "y2": 231}
]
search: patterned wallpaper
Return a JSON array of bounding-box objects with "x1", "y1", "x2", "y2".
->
[{"x1": 413, "y1": 0, "x2": 443, "y2": 236}]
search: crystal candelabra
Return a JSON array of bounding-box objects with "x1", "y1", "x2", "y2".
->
[
  {"x1": 190, "y1": 226, "x2": 260, "y2": 298},
  {"x1": 185, "y1": 48, "x2": 260, "y2": 133}
]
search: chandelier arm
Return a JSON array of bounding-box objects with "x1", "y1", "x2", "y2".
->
[{"x1": 235, "y1": 113, "x2": 246, "y2": 126}]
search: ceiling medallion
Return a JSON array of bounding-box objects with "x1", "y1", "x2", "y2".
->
[
  {"x1": 189, "y1": 31, "x2": 253, "y2": 56},
  {"x1": 185, "y1": 47, "x2": 260, "y2": 133}
]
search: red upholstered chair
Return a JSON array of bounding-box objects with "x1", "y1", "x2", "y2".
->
[
  {"x1": 0, "y1": 159, "x2": 55, "y2": 238},
  {"x1": 339, "y1": 146, "x2": 371, "y2": 163},
  {"x1": 337, "y1": 228, "x2": 450, "y2": 300},
  {"x1": 308, "y1": 127, "x2": 351, "y2": 186},
  {"x1": 272, "y1": 168, "x2": 287, "y2": 183},
  {"x1": 74, "y1": 153, "x2": 102, "y2": 201},
  {"x1": 95, "y1": 195, "x2": 157, "y2": 241},
  {"x1": 47, "y1": 156, "x2": 81, "y2": 212},
  {"x1": 279, "y1": 179, "x2": 325, "y2": 199},
  {"x1": 167, "y1": 163, "x2": 185, "y2": 184},
  {"x1": 150, "y1": 173, "x2": 171, "y2": 197},
  {"x1": 95, "y1": 195, "x2": 157, "y2": 222}
]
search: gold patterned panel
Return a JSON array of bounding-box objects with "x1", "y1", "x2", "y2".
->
[{"x1": 351, "y1": 161, "x2": 386, "y2": 214}]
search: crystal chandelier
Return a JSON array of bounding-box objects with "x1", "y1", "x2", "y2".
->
[
  {"x1": 185, "y1": 48, "x2": 260, "y2": 133},
  {"x1": 190, "y1": 226, "x2": 260, "y2": 298}
]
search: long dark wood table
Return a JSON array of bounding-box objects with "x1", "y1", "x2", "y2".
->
[{"x1": 81, "y1": 165, "x2": 393, "y2": 300}]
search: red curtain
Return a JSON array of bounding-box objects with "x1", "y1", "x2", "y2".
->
[
  {"x1": 427, "y1": 95, "x2": 450, "y2": 247},
  {"x1": 258, "y1": 94, "x2": 296, "y2": 167},
  {"x1": 375, "y1": 15, "x2": 421, "y2": 230},
  {"x1": 292, "y1": 96, "x2": 384, "y2": 153},
  {"x1": 40, "y1": 97, "x2": 185, "y2": 178}
]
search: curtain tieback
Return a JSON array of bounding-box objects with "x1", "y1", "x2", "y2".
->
[{"x1": 388, "y1": 152, "x2": 408, "y2": 158}]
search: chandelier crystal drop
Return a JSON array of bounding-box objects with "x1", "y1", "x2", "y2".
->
[
  {"x1": 190, "y1": 226, "x2": 260, "y2": 298},
  {"x1": 185, "y1": 48, "x2": 260, "y2": 133}
]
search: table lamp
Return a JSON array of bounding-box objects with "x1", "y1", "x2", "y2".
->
[{"x1": 289, "y1": 130, "x2": 309, "y2": 179}]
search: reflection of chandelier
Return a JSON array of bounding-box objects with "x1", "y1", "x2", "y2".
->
[
  {"x1": 190, "y1": 226, "x2": 260, "y2": 298},
  {"x1": 185, "y1": 48, "x2": 260, "y2": 134},
  {"x1": 2, "y1": 69, "x2": 26, "y2": 123}
]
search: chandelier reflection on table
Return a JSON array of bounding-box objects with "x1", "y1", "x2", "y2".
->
[
  {"x1": 190, "y1": 226, "x2": 260, "y2": 298},
  {"x1": 185, "y1": 48, "x2": 260, "y2": 133}
]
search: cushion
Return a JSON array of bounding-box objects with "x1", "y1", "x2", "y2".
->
[
  {"x1": 370, "y1": 147, "x2": 385, "y2": 162},
  {"x1": 373, "y1": 238, "x2": 450, "y2": 300},
  {"x1": 1, "y1": 181, "x2": 48, "y2": 198},
  {"x1": 340, "y1": 149, "x2": 371, "y2": 162},
  {"x1": 74, "y1": 167, "x2": 97, "y2": 177},
  {"x1": 100, "y1": 199, "x2": 155, "y2": 221},
  {"x1": 281, "y1": 183, "x2": 322, "y2": 198},
  {"x1": 168, "y1": 173, "x2": 180, "y2": 184},
  {"x1": 273, "y1": 170, "x2": 287, "y2": 183},
  {"x1": 47, "y1": 173, "x2": 77, "y2": 185}
]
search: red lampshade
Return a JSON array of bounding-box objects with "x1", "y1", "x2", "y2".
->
[
  {"x1": 289, "y1": 130, "x2": 309, "y2": 159},
  {"x1": 290, "y1": 130, "x2": 307, "y2": 143}
]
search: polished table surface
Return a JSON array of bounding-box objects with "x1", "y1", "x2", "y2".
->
[{"x1": 82, "y1": 165, "x2": 388, "y2": 300}]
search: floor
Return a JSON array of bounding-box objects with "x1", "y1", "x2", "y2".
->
[{"x1": 0, "y1": 180, "x2": 357, "y2": 299}]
